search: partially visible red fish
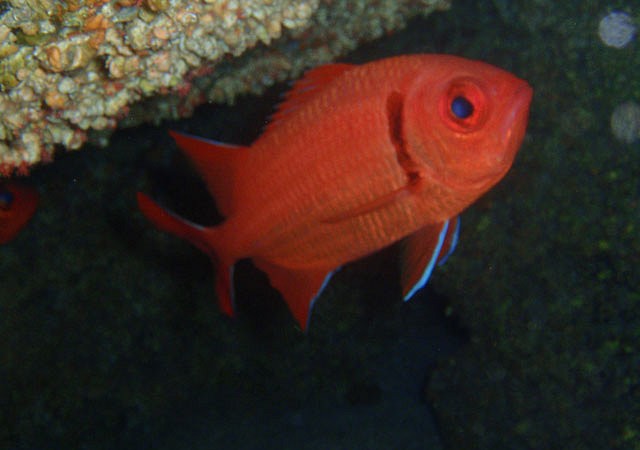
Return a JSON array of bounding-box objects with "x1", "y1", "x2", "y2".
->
[
  {"x1": 0, "y1": 182, "x2": 39, "y2": 244},
  {"x1": 138, "y1": 54, "x2": 532, "y2": 330}
]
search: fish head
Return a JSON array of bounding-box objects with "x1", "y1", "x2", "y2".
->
[
  {"x1": 403, "y1": 56, "x2": 533, "y2": 199},
  {"x1": 0, "y1": 182, "x2": 39, "y2": 244}
]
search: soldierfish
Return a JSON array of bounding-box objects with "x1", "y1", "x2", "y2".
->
[
  {"x1": 0, "y1": 182, "x2": 39, "y2": 244},
  {"x1": 138, "y1": 54, "x2": 533, "y2": 330}
]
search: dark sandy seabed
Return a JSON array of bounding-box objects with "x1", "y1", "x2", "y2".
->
[{"x1": 2, "y1": 0, "x2": 639, "y2": 449}]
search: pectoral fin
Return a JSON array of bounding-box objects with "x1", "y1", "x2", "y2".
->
[
  {"x1": 400, "y1": 217, "x2": 460, "y2": 300},
  {"x1": 253, "y1": 259, "x2": 336, "y2": 331},
  {"x1": 321, "y1": 186, "x2": 412, "y2": 224}
]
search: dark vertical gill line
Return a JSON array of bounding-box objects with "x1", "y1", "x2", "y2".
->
[{"x1": 386, "y1": 92, "x2": 421, "y2": 185}]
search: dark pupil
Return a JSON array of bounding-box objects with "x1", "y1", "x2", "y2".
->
[
  {"x1": 451, "y1": 96, "x2": 474, "y2": 119},
  {"x1": 0, "y1": 190, "x2": 13, "y2": 209}
]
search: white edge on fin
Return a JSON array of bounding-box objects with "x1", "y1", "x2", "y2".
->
[
  {"x1": 304, "y1": 268, "x2": 339, "y2": 330},
  {"x1": 229, "y1": 264, "x2": 236, "y2": 310},
  {"x1": 173, "y1": 130, "x2": 243, "y2": 149},
  {"x1": 403, "y1": 220, "x2": 450, "y2": 301},
  {"x1": 437, "y1": 216, "x2": 460, "y2": 267}
]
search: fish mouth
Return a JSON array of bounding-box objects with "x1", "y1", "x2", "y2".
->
[
  {"x1": 496, "y1": 81, "x2": 532, "y2": 164},
  {"x1": 503, "y1": 82, "x2": 533, "y2": 137},
  {"x1": 513, "y1": 82, "x2": 533, "y2": 116},
  {"x1": 453, "y1": 81, "x2": 533, "y2": 192}
]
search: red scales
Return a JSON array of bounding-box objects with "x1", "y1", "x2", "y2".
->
[{"x1": 138, "y1": 54, "x2": 533, "y2": 330}]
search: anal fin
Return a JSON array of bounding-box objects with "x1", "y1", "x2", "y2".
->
[{"x1": 253, "y1": 259, "x2": 335, "y2": 331}]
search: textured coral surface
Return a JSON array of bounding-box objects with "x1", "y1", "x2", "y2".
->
[{"x1": 0, "y1": 0, "x2": 450, "y2": 174}]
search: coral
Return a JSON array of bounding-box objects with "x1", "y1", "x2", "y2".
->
[{"x1": 0, "y1": 0, "x2": 451, "y2": 175}]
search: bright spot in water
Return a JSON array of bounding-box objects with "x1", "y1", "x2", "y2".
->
[
  {"x1": 611, "y1": 101, "x2": 640, "y2": 144},
  {"x1": 598, "y1": 11, "x2": 637, "y2": 49}
]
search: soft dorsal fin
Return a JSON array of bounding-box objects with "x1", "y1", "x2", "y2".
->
[
  {"x1": 263, "y1": 63, "x2": 355, "y2": 135},
  {"x1": 169, "y1": 130, "x2": 248, "y2": 217}
]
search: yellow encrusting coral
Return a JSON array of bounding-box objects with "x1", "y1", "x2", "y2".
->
[{"x1": 0, "y1": 0, "x2": 451, "y2": 175}]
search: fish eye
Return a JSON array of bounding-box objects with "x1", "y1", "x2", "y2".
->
[
  {"x1": 0, "y1": 190, "x2": 13, "y2": 209},
  {"x1": 451, "y1": 96, "x2": 474, "y2": 119},
  {"x1": 439, "y1": 78, "x2": 488, "y2": 132}
]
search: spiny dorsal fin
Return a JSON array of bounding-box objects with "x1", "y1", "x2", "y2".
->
[{"x1": 264, "y1": 63, "x2": 355, "y2": 134}]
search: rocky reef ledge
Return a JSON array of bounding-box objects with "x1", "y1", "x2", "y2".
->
[{"x1": 0, "y1": 0, "x2": 450, "y2": 175}]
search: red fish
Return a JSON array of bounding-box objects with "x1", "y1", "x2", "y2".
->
[
  {"x1": 138, "y1": 54, "x2": 532, "y2": 330},
  {"x1": 0, "y1": 182, "x2": 39, "y2": 244}
]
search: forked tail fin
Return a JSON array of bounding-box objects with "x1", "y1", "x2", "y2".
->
[
  {"x1": 169, "y1": 130, "x2": 248, "y2": 217},
  {"x1": 136, "y1": 192, "x2": 236, "y2": 316}
]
